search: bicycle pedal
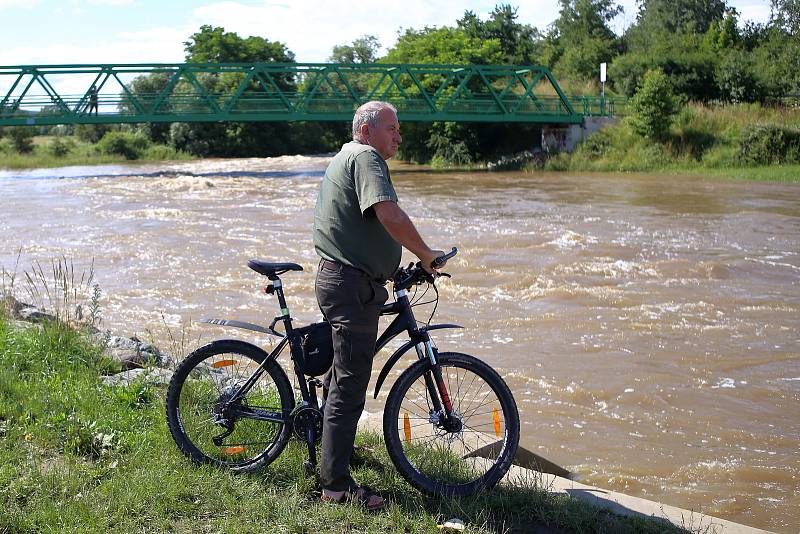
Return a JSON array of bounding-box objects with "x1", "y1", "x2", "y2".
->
[{"x1": 303, "y1": 460, "x2": 317, "y2": 474}]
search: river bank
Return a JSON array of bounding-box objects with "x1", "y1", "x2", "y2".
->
[
  {"x1": 0, "y1": 294, "x2": 695, "y2": 533},
  {"x1": 0, "y1": 134, "x2": 191, "y2": 170},
  {"x1": 540, "y1": 103, "x2": 800, "y2": 182}
]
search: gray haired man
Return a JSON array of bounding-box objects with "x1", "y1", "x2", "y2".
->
[{"x1": 313, "y1": 101, "x2": 444, "y2": 509}]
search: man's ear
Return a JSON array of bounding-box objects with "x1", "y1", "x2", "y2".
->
[{"x1": 359, "y1": 122, "x2": 370, "y2": 142}]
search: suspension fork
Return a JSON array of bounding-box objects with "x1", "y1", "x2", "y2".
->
[
  {"x1": 414, "y1": 337, "x2": 454, "y2": 416},
  {"x1": 395, "y1": 288, "x2": 456, "y2": 418}
]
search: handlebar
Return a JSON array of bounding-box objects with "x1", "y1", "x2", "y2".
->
[
  {"x1": 431, "y1": 247, "x2": 458, "y2": 269},
  {"x1": 392, "y1": 247, "x2": 458, "y2": 291}
]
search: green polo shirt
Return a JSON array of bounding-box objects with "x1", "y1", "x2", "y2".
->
[{"x1": 313, "y1": 142, "x2": 402, "y2": 281}]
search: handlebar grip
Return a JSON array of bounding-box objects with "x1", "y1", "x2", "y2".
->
[{"x1": 431, "y1": 247, "x2": 458, "y2": 269}]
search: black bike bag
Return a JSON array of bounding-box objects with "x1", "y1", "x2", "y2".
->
[{"x1": 296, "y1": 321, "x2": 334, "y2": 377}]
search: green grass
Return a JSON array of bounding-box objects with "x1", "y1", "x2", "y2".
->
[
  {"x1": 0, "y1": 312, "x2": 695, "y2": 533},
  {"x1": 0, "y1": 135, "x2": 192, "y2": 170},
  {"x1": 539, "y1": 103, "x2": 800, "y2": 182}
]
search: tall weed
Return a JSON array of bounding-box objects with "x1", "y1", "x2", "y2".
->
[{"x1": 21, "y1": 257, "x2": 101, "y2": 329}]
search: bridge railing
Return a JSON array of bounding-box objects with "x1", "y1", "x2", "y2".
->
[{"x1": 1, "y1": 63, "x2": 624, "y2": 126}]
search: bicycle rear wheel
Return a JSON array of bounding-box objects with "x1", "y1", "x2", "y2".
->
[
  {"x1": 166, "y1": 340, "x2": 294, "y2": 473},
  {"x1": 383, "y1": 352, "x2": 520, "y2": 497}
]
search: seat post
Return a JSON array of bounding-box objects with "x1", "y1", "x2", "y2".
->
[{"x1": 269, "y1": 275, "x2": 293, "y2": 332}]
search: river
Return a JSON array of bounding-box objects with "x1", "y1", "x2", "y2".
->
[{"x1": 1, "y1": 156, "x2": 798, "y2": 533}]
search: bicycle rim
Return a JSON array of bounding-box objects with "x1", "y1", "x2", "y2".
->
[
  {"x1": 170, "y1": 343, "x2": 291, "y2": 469},
  {"x1": 384, "y1": 353, "x2": 520, "y2": 496}
]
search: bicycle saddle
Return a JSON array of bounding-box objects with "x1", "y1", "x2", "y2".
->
[{"x1": 247, "y1": 259, "x2": 303, "y2": 277}]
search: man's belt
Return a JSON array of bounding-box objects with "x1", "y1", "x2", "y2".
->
[{"x1": 319, "y1": 259, "x2": 386, "y2": 284}]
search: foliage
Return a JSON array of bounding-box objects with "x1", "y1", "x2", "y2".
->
[
  {"x1": 628, "y1": 70, "x2": 678, "y2": 141},
  {"x1": 736, "y1": 124, "x2": 800, "y2": 165},
  {"x1": 630, "y1": 0, "x2": 726, "y2": 39},
  {"x1": 702, "y1": 8, "x2": 741, "y2": 52},
  {"x1": 75, "y1": 124, "x2": 112, "y2": 144},
  {"x1": 715, "y1": 50, "x2": 766, "y2": 103},
  {"x1": 184, "y1": 25, "x2": 295, "y2": 64},
  {"x1": 121, "y1": 72, "x2": 174, "y2": 144},
  {"x1": 542, "y1": 102, "x2": 800, "y2": 181},
  {"x1": 329, "y1": 35, "x2": 381, "y2": 63},
  {"x1": 96, "y1": 131, "x2": 150, "y2": 160},
  {"x1": 770, "y1": 0, "x2": 800, "y2": 35},
  {"x1": 457, "y1": 4, "x2": 543, "y2": 65},
  {"x1": 8, "y1": 127, "x2": 34, "y2": 154},
  {"x1": 384, "y1": 26, "x2": 503, "y2": 66},
  {"x1": 46, "y1": 137, "x2": 74, "y2": 158},
  {"x1": 544, "y1": 0, "x2": 623, "y2": 80},
  {"x1": 609, "y1": 36, "x2": 719, "y2": 100}
]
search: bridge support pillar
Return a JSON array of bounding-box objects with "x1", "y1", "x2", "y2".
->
[{"x1": 542, "y1": 117, "x2": 618, "y2": 154}]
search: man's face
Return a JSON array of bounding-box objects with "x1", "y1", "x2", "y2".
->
[{"x1": 366, "y1": 108, "x2": 402, "y2": 160}]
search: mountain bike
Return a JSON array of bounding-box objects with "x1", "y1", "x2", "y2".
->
[{"x1": 165, "y1": 248, "x2": 520, "y2": 497}]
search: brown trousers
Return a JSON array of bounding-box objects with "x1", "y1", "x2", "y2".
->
[{"x1": 315, "y1": 260, "x2": 388, "y2": 491}]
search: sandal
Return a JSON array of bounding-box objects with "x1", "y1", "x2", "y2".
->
[{"x1": 321, "y1": 486, "x2": 386, "y2": 511}]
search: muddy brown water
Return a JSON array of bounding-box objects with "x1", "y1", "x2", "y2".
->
[{"x1": 1, "y1": 157, "x2": 798, "y2": 532}]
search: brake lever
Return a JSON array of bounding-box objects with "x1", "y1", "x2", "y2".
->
[{"x1": 437, "y1": 272, "x2": 451, "y2": 278}]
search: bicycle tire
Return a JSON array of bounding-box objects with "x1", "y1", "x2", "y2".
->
[
  {"x1": 166, "y1": 339, "x2": 295, "y2": 473},
  {"x1": 383, "y1": 352, "x2": 520, "y2": 497}
]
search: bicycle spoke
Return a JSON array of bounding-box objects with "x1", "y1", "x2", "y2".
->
[{"x1": 385, "y1": 354, "x2": 519, "y2": 496}]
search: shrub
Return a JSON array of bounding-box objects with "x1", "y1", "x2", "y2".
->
[
  {"x1": 169, "y1": 122, "x2": 211, "y2": 157},
  {"x1": 142, "y1": 144, "x2": 180, "y2": 160},
  {"x1": 736, "y1": 125, "x2": 800, "y2": 166},
  {"x1": 75, "y1": 124, "x2": 111, "y2": 144},
  {"x1": 97, "y1": 131, "x2": 150, "y2": 160},
  {"x1": 47, "y1": 137, "x2": 74, "y2": 158},
  {"x1": 628, "y1": 69, "x2": 679, "y2": 142},
  {"x1": 715, "y1": 51, "x2": 766, "y2": 104},
  {"x1": 8, "y1": 127, "x2": 35, "y2": 154}
]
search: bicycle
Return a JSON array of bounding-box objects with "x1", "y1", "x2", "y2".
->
[{"x1": 165, "y1": 248, "x2": 520, "y2": 497}]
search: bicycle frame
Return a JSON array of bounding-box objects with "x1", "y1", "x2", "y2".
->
[{"x1": 197, "y1": 269, "x2": 465, "y2": 467}]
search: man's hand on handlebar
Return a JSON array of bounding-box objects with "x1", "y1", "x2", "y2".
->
[{"x1": 419, "y1": 249, "x2": 446, "y2": 274}]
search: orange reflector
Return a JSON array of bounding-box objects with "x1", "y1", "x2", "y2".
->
[
  {"x1": 212, "y1": 359, "x2": 237, "y2": 368},
  {"x1": 493, "y1": 408, "x2": 502, "y2": 437},
  {"x1": 403, "y1": 412, "x2": 411, "y2": 444},
  {"x1": 222, "y1": 446, "x2": 245, "y2": 455}
]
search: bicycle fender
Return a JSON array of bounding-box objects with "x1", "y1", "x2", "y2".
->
[
  {"x1": 197, "y1": 318, "x2": 285, "y2": 338},
  {"x1": 373, "y1": 323, "x2": 463, "y2": 399}
]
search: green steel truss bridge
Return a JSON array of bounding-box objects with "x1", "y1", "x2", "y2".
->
[{"x1": 0, "y1": 63, "x2": 624, "y2": 127}]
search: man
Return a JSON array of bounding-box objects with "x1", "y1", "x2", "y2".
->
[
  {"x1": 313, "y1": 101, "x2": 444, "y2": 510},
  {"x1": 88, "y1": 85, "x2": 98, "y2": 116}
]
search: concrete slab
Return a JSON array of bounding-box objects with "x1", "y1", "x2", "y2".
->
[
  {"x1": 501, "y1": 465, "x2": 773, "y2": 534},
  {"x1": 358, "y1": 412, "x2": 773, "y2": 533}
]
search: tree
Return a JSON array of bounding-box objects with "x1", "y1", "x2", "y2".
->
[
  {"x1": 8, "y1": 127, "x2": 34, "y2": 153},
  {"x1": 633, "y1": 0, "x2": 726, "y2": 36},
  {"x1": 385, "y1": 26, "x2": 503, "y2": 66},
  {"x1": 154, "y1": 26, "x2": 311, "y2": 157},
  {"x1": 702, "y1": 8, "x2": 741, "y2": 52},
  {"x1": 184, "y1": 25, "x2": 294, "y2": 64},
  {"x1": 382, "y1": 26, "x2": 505, "y2": 164},
  {"x1": 715, "y1": 50, "x2": 765, "y2": 103},
  {"x1": 330, "y1": 35, "x2": 381, "y2": 63},
  {"x1": 628, "y1": 69, "x2": 678, "y2": 141},
  {"x1": 771, "y1": 0, "x2": 800, "y2": 35},
  {"x1": 611, "y1": 0, "x2": 727, "y2": 101},
  {"x1": 121, "y1": 71, "x2": 173, "y2": 143},
  {"x1": 543, "y1": 0, "x2": 623, "y2": 80},
  {"x1": 457, "y1": 5, "x2": 543, "y2": 65}
]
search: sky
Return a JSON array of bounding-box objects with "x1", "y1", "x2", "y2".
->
[{"x1": 0, "y1": 0, "x2": 774, "y2": 67}]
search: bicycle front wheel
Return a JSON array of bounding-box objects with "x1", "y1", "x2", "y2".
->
[
  {"x1": 383, "y1": 352, "x2": 520, "y2": 497},
  {"x1": 166, "y1": 340, "x2": 294, "y2": 473}
]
